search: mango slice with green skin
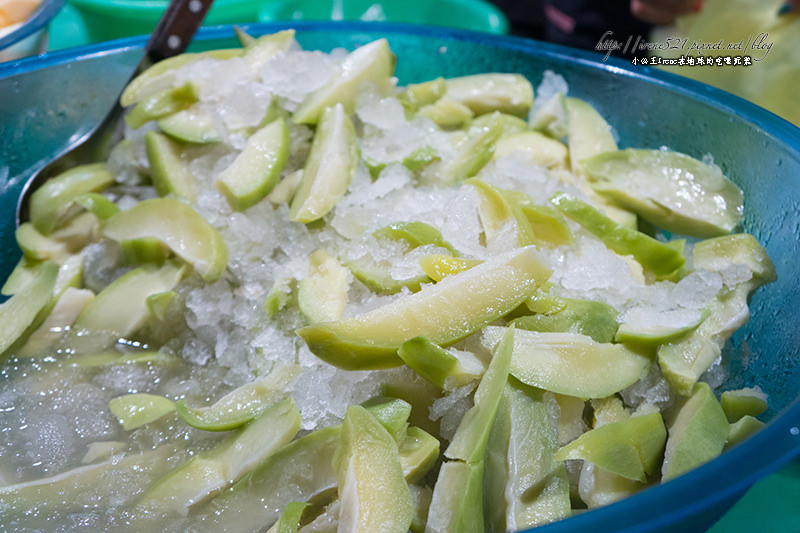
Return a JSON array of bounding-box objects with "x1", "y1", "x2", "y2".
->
[
  {"x1": 264, "y1": 277, "x2": 294, "y2": 318},
  {"x1": 19, "y1": 287, "x2": 94, "y2": 357},
  {"x1": 102, "y1": 198, "x2": 228, "y2": 283},
  {"x1": 517, "y1": 204, "x2": 574, "y2": 247},
  {"x1": 268, "y1": 169, "x2": 304, "y2": 205},
  {"x1": 551, "y1": 191, "x2": 686, "y2": 277},
  {"x1": 176, "y1": 365, "x2": 300, "y2": 431},
  {"x1": 145, "y1": 290, "x2": 175, "y2": 321},
  {"x1": 418, "y1": 254, "x2": 482, "y2": 282},
  {"x1": 109, "y1": 393, "x2": 176, "y2": 431},
  {"x1": 144, "y1": 131, "x2": 197, "y2": 201},
  {"x1": 482, "y1": 327, "x2": 650, "y2": 399},
  {"x1": 398, "y1": 336, "x2": 484, "y2": 391},
  {"x1": 435, "y1": 114, "x2": 504, "y2": 184},
  {"x1": 290, "y1": 103, "x2": 358, "y2": 223},
  {"x1": 297, "y1": 246, "x2": 550, "y2": 370},
  {"x1": 73, "y1": 261, "x2": 186, "y2": 341},
  {"x1": 446, "y1": 326, "x2": 514, "y2": 463},
  {"x1": 0, "y1": 261, "x2": 58, "y2": 357},
  {"x1": 725, "y1": 415, "x2": 765, "y2": 449},
  {"x1": 444, "y1": 73, "x2": 534, "y2": 117},
  {"x1": 298, "y1": 249, "x2": 350, "y2": 324},
  {"x1": 513, "y1": 297, "x2": 619, "y2": 344},
  {"x1": 347, "y1": 257, "x2": 431, "y2": 295},
  {"x1": 29, "y1": 162, "x2": 114, "y2": 235},
  {"x1": 360, "y1": 397, "x2": 413, "y2": 443},
  {"x1": 118, "y1": 236, "x2": 170, "y2": 266},
  {"x1": 584, "y1": 149, "x2": 744, "y2": 238},
  {"x1": 578, "y1": 462, "x2": 643, "y2": 509},
  {"x1": 158, "y1": 107, "x2": 222, "y2": 144},
  {"x1": 662, "y1": 382, "x2": 729, "y2": 481},
  {"x1": 242, "y1": 29, "x2": 296, "y2": 77},
  {"x1": 659, "y1": 234, "x2": 776, "y2": 395},
  {"x1": 529, "y1": 92, "x2": 567, "y2": 138},
  {"x1": 398, "y1": 77, "x2": 446, "y2": 109},
  {"x1": 15, "y1": 222, "x2": 69, "y2": 263},
  {"x1": 125, "y1": 82, "x2": 199, "y2": 130},
  {"x1": 484, "y1": 382, "x2": 570, "y2": 532},
  {"x1": 67, "y1": 350, "x2": 179, "y2": 368},
  {"x1": 216, "y1": 117, "x2": 290, "y2": 211},
  {"x1": 120, "y1": 48, "x2": 243, "y2": 107},
  {"x1": 293, "y1": 39, "x2": 396, "y2": 124},
  {"x1": 418, "y1": 97, "x2": 474, "y2": 128},
  {"x1": 373, "y1": 221, "x2": 458, "y2": 255},
  {"x1": 424, "y1": 460, "x2": 484, "y2": 533},
  {"x1": 614, "y1": 309, "x2": 709, "y2": 346},
  {"x1": 720, "y1": 388, "x2": 768, "y2": 423},
  {"x1": 467, "y1": 178, "x2": 515, "y2": 242},
  {"x1": 493, "y1": 130, "x2": 569, "y2": 169},
  {"x1": 564, "y1": 97, "x2": 618, "y2": 175},
  {"x1": 73, "y1": 192, "x2": 120, "y2": 220},
  {"x1": 555, "y1": 412, "x2": 666, "y2": 482},
  {"x1": 1, "y1": 257, "x2": 43, "y2": 296},
  {"x1": 334, "y1": 405, "x2": 414, "y2": 533},
  {"x1": 397, "y1": 426, "x2": 440, "y2": 485},
  {"x1": 267, "y1": 501, "x2": 310, "y2": 533},
  {"x1": 141, "y1": 398, "x2": 301, "y2": 515},
  {"x1": 472, "y1": 112, "x2": 529, "y2": 137}
]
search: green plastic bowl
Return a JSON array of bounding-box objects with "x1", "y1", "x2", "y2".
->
[
  {"x1": 259, "y1": 0, "x2": 509, "y2": 34},
  {"x1": 66, "y1": 0, "x2": 260, "y2": 43}
]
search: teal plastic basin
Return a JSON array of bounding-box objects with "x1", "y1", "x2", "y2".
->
[
  {"x1": 259, "y1": 0, "x2": 509, "y2": 34},
  {"x1": 0, "y1": 21, "x2": 798, "y2": 533}
]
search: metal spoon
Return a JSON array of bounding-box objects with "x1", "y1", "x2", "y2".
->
[{"x1": 15, "y1": 0, "x2": 215, "y2": 226}]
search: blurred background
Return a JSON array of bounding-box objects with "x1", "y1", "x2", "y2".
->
[{"x1": 0, "y1": 0, "x2": 798, "y2": 531}]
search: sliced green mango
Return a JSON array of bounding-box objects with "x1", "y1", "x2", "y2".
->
[
  {"x1": 472, "y1": 112, "x2": 528, "y2": 137},
  {"x1": 67, "y1": 350, "x2": 178, "y2": 368},
  {"x1": 529, "y1": 92, "x2": 567, "y2": 138},
  {"x1": 119, "y1": 236, "x2": 170, "y2": 265},
  {"x1": 176, "y1": 365, "x2": 299, "y2": 431},
  {"x1": 397, "y1": 426, "x2": 440, "y2": 484},
  {"x1": 483, "y1": 327, "x2": 650, "y2": 399},
  {"x1": 444, "y1": 73, "x2": 534, "y2": 117},
  {"x1": 659, "y1": 235, "x2": 775, "y2": 395},
  {"x1": 418, "y1": 96, "x2": 474, "y2": 128},
  {"x1": 398, "y1": 77, "x2": 446, "y2": 109},
  {"x1": 73, "y1": 261, "x2": 186, "y2": 340},
  {"x1": 467, "y1": 178, "x2": 515, "y2": 242},
  {"x1": 15, "y1": 222, "x2": 69, "y2": 263},
  {"x1": 0, "y1": 261, "x2": 58, "y2": 357},
  {"x1": 109, "y1": 393, "x2": 176, "y2": 431},
  {"x1": 361, "y1": 396, "x2": 413, "y2": 443},
  {"x1": 19, "y1": 287, "x2": 94, "y2": 357},
  {"x1": 267, "y1": 501, "x2": 309, "y2": 533},
  {"x1": 373, "y1": 221, "x2": 457, "y2": 255},
  {"x1": 564, "y1": 97, "x2": 617, "y2": 175},
  {"x1": 585, "y1": 149, "x2": 744, "y2": 238},
  {"x1": 120, "y1": 48, "x2": 243, "y2": 107},
  {"x1": 298, "y1": 249, "x2": 349, "y2": 324},
  {"x1": 293, "y1": 39, "x2": 396, "y2": 124},
  {"x1": 435, "y1": 113, "x2": 504, "y2": 184},
  {"x1": 347, "y1": 256, "x2": 430, "y2": 295},
  {"x1": 73, "y1": 192, "x2": 120, "y2": 220},
  {"x1": 398, "y1": 336, "x2": 484, "y2": 391},
  {"x1": 290, "y1": 104, "x2": 358, "y2": 223},
  {"x1": 426, "y1": 461, "x2": 485, "y2": 533},
  {"x1": 551, "y1": 191, "x2": 685, "y2": 277},
  {"x1": 144, "y1": 131, "x2": 197, "y2": 201},
  {"x1": 513, "y1": 297, "x2": 619, "y2": 344},
  {"x1": 242, "y1": 29, "x2": 296, "y2": 77},
  {"x1": 517, "y1": 204, "x2": 574, "y2": 247},
  {"x1": 446, "y1": 326, "x2": 514, "y2": 464},
  {"x1": 615, "y1": 309, "x2": 708, "y2": 345},
  {"x1": 578, "y1": 462, "x2": 643, "y2": 509},
  {"x1": 102, "y1": 198, "x2": 228, "y2": 283},
  {"x1": 264, "y1": 277, "x2": 295, "y2": 318},
  {"x1": 296, "y1": 246, "x2": 550, "y2": 370},
  {"x1": 267, "y1": 169, "x2": 304, "y2": 205},
  {"x1": 158, "y1": 107, "x2": 222, "y2": 144},
  {"x1": 334, "y1": 405, "x2": 413, "y2": 533},
  {"x1": 125, "y1": 82, "x2": 199, "y2": 130},
  {"x1": 725, "y1": 415, "x2": 765, "y2": 449},
  {"x1": 216, "y1": 117, "x2": 290, "y2": 211},
  {"x1": 1, "y1": 257, "x2": 43, "y2": 296},
  {"x1": 141, "y1": 398, "x2": 301, "y2": 514},
  {"x1": 493, "y1": 130, "x2": 569, "y2": 168},
  {"x1": 720, "y1": 388, "x2": 768, "y2": 423},
  {"x1": 29, "y1": 162, "x2": 114, "y2": 235},
  {"x1": 555, "y1": 412, "x2": 666, "y2": 482},
  {"x1": 145, "y1": 290, "x2": 175, "y2": 321},
  {"x1": 484, "y1": 382, "x2": 570, "y2": 532},
  {"x1": 662, "y1": 382, "x2": 729, "y2": 480},
  {"x1": 418, "y1": 254, "x2": 481, "y2": 282}
]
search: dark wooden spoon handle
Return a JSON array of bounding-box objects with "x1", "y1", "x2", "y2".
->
[{"x1": 146, "y1": 0, "x2": 216, "y2": 62}]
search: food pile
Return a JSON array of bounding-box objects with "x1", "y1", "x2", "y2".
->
[{"x1": 0, "y1": 30, "x2": 776, "y2": 532}]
